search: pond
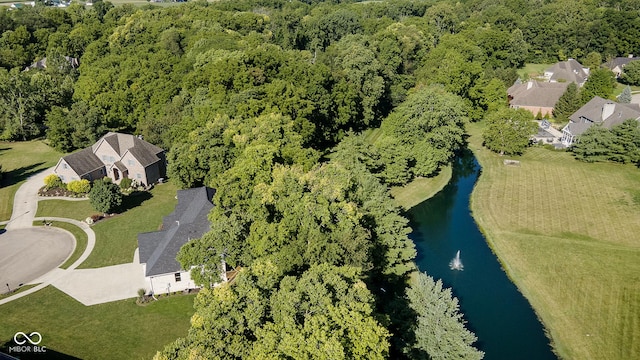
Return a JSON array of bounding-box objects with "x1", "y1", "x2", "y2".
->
[{"x1": 408, "y1": 150, "x2": 557, "y2": 360}]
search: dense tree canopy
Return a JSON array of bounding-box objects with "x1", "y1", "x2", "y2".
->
[
  {"x1": 7, "y1": 0, "x2": 640, "y2": 358},
  {"x1": 156, "y1": 262, "x2": 390, "y2": 360}
]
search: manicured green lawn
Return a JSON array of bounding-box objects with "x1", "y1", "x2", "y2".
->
[
  {"x1": 390, "y1": 165, "x2": 451, "y2": 210},
  {"x1": 0, "y1": 286, "x2": 195, "y2": 360},
  {"x1": 614, "y1": 82, "x2": 640, "y2": 96},
  {"x1": 517, "y1": 63, "x2": 553, "y2": 80},
  {"x1": 82, "y1": 183, "x2": 178, "y2": 268},
  {"x1": 467, "y1": 121, "x2": 640, "y2": 360},
  {"x1": 36, "y1": 198, "x2": 94, "y2": 221},
  {"x1": 0, "y1": 141, "x2": 62, "y2": 221},
  {"x1": 37, "y1": 183, "x2": 178, "y2": 268}
]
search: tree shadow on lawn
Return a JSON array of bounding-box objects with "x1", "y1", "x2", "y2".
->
[
  {"x1": 1, "y1": 340, "x2": 82, "y2": 359},
  {"x1": 0, "y1": 162, "x2": 45, "y2": 188},
  {"x1": 117, "y1": 190, "x2": 153, "y2": 213}
]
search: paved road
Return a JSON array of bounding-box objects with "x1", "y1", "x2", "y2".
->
[
  {"x1": 0, "y1": 169, "x2": 149, "y2": 306},
  {"x1": 0, "y1": 227, "x2": 74, "y2": 293},
  {"x1": 6, "y1": 167, "x2": 54, "y2": 230}
]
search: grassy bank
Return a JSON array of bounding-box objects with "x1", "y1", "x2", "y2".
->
[
  {"x1": 0, "y1": 286, "x2": 194, "y2": 360},
  {"x1": 390, "y1": 165, "x2": 452, "y2": 210},
  {"x1": 0, "y1": 141, "x2": 61, "y2": 221},
  {"x1": 467, "y1": 121, "x2": 640, "y2": 360}
]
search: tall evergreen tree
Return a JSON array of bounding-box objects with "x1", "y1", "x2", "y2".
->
[
  {"x1": 405, "y1": 272, "x2": 484, "y2": 360},
  {"x1": 553, "y1": 82, "x2": 581, "y2": 121},
  {"x1": 618, "y1": 85, "x2": 632, "y2": 104}
]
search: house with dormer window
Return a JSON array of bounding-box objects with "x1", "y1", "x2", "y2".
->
[
  {"x1": 561, "y1": 97, "x2": 640, "y2": 146},
  {"x1": 54, "y1": 132, "x2": 166, "y2": 186}
]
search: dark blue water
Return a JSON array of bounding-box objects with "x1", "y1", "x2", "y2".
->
[{"x1": 408, "y1": 151, "x2": 557, "y2": 360}]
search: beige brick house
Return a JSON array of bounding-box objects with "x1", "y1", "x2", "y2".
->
[{"x1": 54, "y1": 132, "x2": 166, "y2": 186}]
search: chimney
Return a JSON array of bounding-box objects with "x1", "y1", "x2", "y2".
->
[{"x1": 602, "y1": 103, "x2": 615, "y2": 120}]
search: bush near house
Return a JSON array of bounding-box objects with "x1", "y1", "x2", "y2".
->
[
  {"x1": 119, "y1": 177, "x2": 133, "y2": 190},
  {"x1": 89, "y1": 178, "x2": 122, "y2": 214},
  {"x1": 67, "y1": 179, "x2": 91, "y2": 194},
  {"x1": 44, "y1": 174, "x2": 63, "y2": 190}
]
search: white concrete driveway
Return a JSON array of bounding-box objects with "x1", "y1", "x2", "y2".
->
[{"x1": 0, "y1": 168, "x2": 147, "y2": 306}]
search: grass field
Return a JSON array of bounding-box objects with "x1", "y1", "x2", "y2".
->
[
  {"x1": 518, "y1": 63, "x2": 553, "y2": 80},
  {"x1": 37, "y1": 183, "x2": 178, "y2": 268},
  {"x1": 0, "y1": 141, "x2": 62, "y2": 221},
  {"x1": 467, "y1": 121, "x2": 640, "y2": 360},
  {"x1": 390, "y1": 165, "x2": 452, "y2": 210},
  {"x1": 0, "y1": 286, "x2": 195, "y2": 360},
  {"x1": 37, "y1": 198, "x2": 94, "y2": 221}
]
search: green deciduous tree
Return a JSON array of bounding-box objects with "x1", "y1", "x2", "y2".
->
[
  {"x1": 46, "y1": 101, "x2": 106, "y2": 152},
  {"x1": 376, "y1": 85, "x2": 468, "y2": 184},
  {"x1": 582, "y1": 51, "x2": 602, "y2": 70},
  {"x1": 483, "y1": 107, "x2": 536, "y2": 155},
  {"x1": 89, "y1": 178, "x2": 122, "y2": 213},
  {"x1": 621, "y1": 60, "x2": 640, "y2": 86},
  {"x1": 581, "y1": 68, "x2": 616, "y2": 103},
  {"x1": 405, "y1": 272, "x2": 484, "y2": 360},
  {"x1": 156, "y1": 263, "x2": 389, "y2": 360}
]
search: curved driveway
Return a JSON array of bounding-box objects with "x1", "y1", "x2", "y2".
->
[{"x1": 0, "y1": 168, "x2": 146, "y2": 306}]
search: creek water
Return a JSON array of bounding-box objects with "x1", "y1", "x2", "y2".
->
[{"x1": 407, "y1": 150, "x2": 557, "y2": 360}]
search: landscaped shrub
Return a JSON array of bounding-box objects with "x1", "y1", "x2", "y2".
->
[
  {"x1": 89, "y1": 178, "x2": 122, "y2": 213},
  {"x1": 119, "y1": 177, "x2": 133, "y2": 190},
  {"x1": 67, "y1": 179, "x2": 91, "y2": 194},
  {"x1": 44, "y1": 174, "x2": 63, "y2": 189}
]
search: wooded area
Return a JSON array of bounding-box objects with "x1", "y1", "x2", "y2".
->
[{"x1": 1, "y1": 0, "x2": 640, "y2": 358}]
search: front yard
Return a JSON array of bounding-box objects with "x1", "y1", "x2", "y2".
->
[
  {"x1": 36, "y1": 182, "x2": 178, "y2": 268},
  {"x1": 0, "y1": 286, "x2": 194, "y2": 360}
]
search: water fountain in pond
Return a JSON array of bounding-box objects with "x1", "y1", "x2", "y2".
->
[{"x1": 450, "y1": 250, "x2": 464, "y2": 270}]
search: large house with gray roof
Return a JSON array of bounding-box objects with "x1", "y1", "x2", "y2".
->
[
  {"x1": 561, "y1": 96, "x2": 640, "y2": 146},
  {"x1": 507, "y1": 80, "x2": 569, "y2": 117},
  {"x1": 543, "y1": 59, "x2": 590, "y2": 86},
  {"x1": 138, "y1": 187, "x2": 215, "y2": 294},
  {"x1": 54, "y1": 132, "x2": 166, "y2": 186},
  {"x1": 603, "y1": 55, "x2": 640, "y2": 78}
]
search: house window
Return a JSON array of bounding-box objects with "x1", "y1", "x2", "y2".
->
[
  {"x1": 59, "y1": 175, "x2": 65, "y2": 181},
  {"x1": 175, "y1": 273, "x2": 181, "y2": 282},
  {"x1": 109, "y1": 156, "x2": 115, "y2": 162},
  {"x1": 136, "y1": 173, "x2": 142, "y2": 179},
  {"x1": 128, "y1": 159, "x2": 134, "y2": 166},
  {"x1": 62, "y1": 163, "x2": 68, "y2": 169},
  {"x1": 102, "y1": 155, "x2": 107, "y2": 161}
]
